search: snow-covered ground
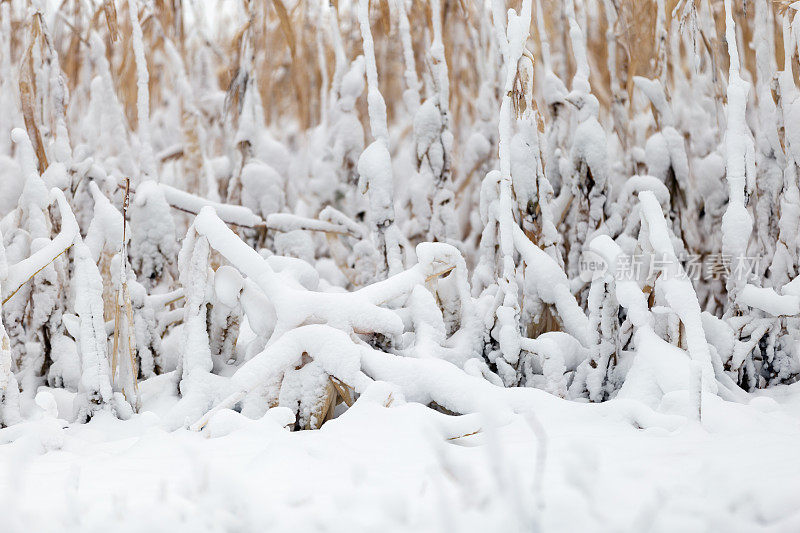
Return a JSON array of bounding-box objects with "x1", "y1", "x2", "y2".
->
[{"x1": 1, "y1": 378, "x2": 799, "y2": 533}]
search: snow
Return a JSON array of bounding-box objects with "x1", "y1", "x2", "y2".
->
[
  {"x1": 513, "y1": 224, "x2": 590, "y2": 346},
  {"x1": 638, "y1": 191, "x2": 717, "y2": 393},
  {"x1": 413, "y1": 100, "x2": 442, "y2": 162},
  {"x1": 3, "y1": 188, "x2": 78, "y2": 303},
  {"x1": 721, "y1": 0, "x2": 755, "y2": 302},
  {"x1": 128, "y1": 0, "x2": 154, "y2": 179},
  {"x1": 158, "y1": 183, "x2": 263, "y2": 229},
  {"x1": 358, "y1": 0, "x2": 389, "y2": 144},
  {"x1": 267, "y1": 214, "x2": 356, "y2": 237},
  {"x1": 71, "y1": 241, "x2": 115, "y2": 422},
  {"x1": 0, "y1": 378, "x2": 798, "y2": 532},
  {"x1": 212, "y1": 265, "x2": 243, "y2": 309},
  {"x1": 240, "y1": 159, "x2": 284, "y2": 220},
  {"x1": 739, "y1": 285, "x2": 800, "y2": 316},
  {"x1": 358, "y1": 142, "x2": 394, "y2": 225},
  {"x1": 84, "y1": 181, "x2": 125, "y2": 261},
  {"x1": 0, "y1": 156, "x2": 23, "y2": 217},
  {"x1": 130, "y1": 180, "x2": 178, "y2": 288}
]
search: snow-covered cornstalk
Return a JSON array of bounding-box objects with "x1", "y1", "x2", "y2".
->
[
  {"x1": 0, "y1": 233, "x2": 20, "y2": 427},
  {"x1": 85, "y1": 33, "x2": 134, "y2": 176},
  {"x1": 563, "y1": 0, "x2": 609, "y2": 282},
  {"x1": 423, "y1": 0, "x2": 456, "y2": 244},
  {"x1": 128, "y1": 0, "x2": 156, "y2": 180},
  {"x1": 395, "y1": 0, "x2": 428, "y2": 242},
  {"x1": 357, "y1": 0, "x2": 403, "y2": 278},
  {"x1": 771, "y1": 11, "x2": 800, "y2": 290},
  {"x1": 72, "y1": 239, "x2": 118, "y2": 421},
  {"x1": 109, "y1": 181, "x2": 139, "y2": 410},
  {"x1": 177, "y1": 206, "x2": 485, "y2": 427},
  {"x1": 535, "y1": 0, "x2": 569, "y2": 200},
  {"x1": 634, "y1": 76, "x2": 692, "y2": 253},
  {"x1": 482, "y1": 0, "x2": 533, "y2": 383},
  {"x1": 163, "y1": 37, "x2": 218, "y2": 203},
  {"x1": 720, "y1": 0, "x2": 755, "y2": 313},
  {"x1": 601, "y1": 0, "x2": 629, "y2": 163},
  {"x1": 394, "y1": 0, "x2": 420, "y2": 115}
]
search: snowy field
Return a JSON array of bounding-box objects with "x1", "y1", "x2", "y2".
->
[
  {"x1": 0, "y1": 379, "x2": 799, "y2": 533},
  {"x1": 4, "y1": 0, "x2": 800, "y2": 531}
]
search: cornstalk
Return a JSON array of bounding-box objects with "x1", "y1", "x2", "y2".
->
[{"x1": 111, "y1": 178, "x2": 139, "y2": 411}]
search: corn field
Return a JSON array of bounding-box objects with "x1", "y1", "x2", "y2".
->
[{"x1": 1, "y1": 0, "x2": 800, "y2": 530}]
